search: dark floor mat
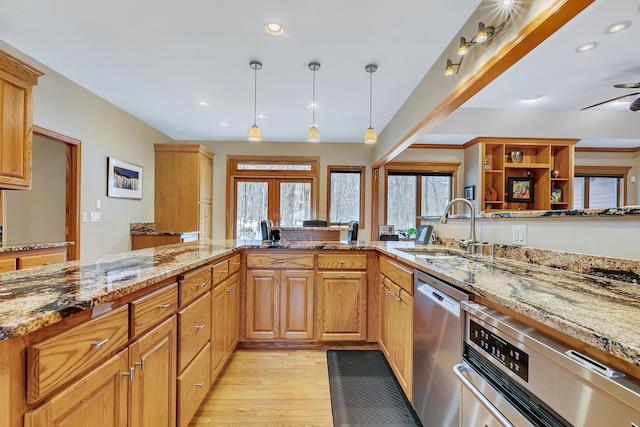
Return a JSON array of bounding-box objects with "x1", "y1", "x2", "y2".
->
[{"x1": 326, "y1": 350, "x2": 422, "y2": 427}]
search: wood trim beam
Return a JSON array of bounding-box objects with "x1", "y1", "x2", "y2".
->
[
  {"x1": 575, "y1": 147, "x2": 640, "y2": 153},
  {"x1": 372, "y1": 0, "x2": 593, "y2": 169},
  {"x1": 408, "y1": 144, "x2": 465, "y2": 150}
]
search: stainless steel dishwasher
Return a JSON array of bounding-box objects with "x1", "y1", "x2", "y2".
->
[{"x1": 413, "y1": 270, "x2": 471, "y2": 427}]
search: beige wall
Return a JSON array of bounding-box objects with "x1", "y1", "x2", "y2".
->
[
  {"x1": 5, "y1": 136, "x2": 66, "y2": 243},
  {"x1": 182, "y1": 140, "x2": 376, "y2": 241},
  {"x1": 574, "y1": 150, "x2": 639, "y2": 206},
  {"x1": 0, "y1": 41, "x2": 173, "y2": 258}
]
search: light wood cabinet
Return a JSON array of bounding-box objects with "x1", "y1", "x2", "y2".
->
[
  {"x1": 154, "y1": 144, "x2": 214, "y2": 238},
  {"x1": 177, "y1": 343, "x2": 210, "y2": 427},
  {"x1": 317, "y1": 253, "x2": 367, "y2": 341},
  {"x1": 245, "y1": 257, "x2": 315, "y2": 341},
  {"x1": 128, "y1": 316, "x2": 177, "y2": 427},
  {"x1": 473, "y1": 137, "x2": 576, "y2": 212},
  {"x1": 0, "y1": 50, "x2": 43, "y2": 190},
  {"x1": 379, "y1": 256, "x2": 414, "y2": 401},
  {"x1": 24, "y1": 350, "x2": 129, "y2": 427},
  {"x1": 0, "y1": 246, "x2": 68, "y2": 272}
]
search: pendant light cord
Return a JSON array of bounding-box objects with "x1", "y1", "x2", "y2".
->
[
  {"x1": 368, "y1": 71, "x2": 373, "y2": 128},
  {"x1": 312, "y1": 68, "x2": 316, "y2": 125},
  {"x1": 253, "y1": 67, "x2": 258, "y2": 126}
]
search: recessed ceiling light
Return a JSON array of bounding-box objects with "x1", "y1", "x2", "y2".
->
[
  {"x1": 501, "y1": 0, "x2": 514, "y2": 8},
  {"x1": 195, "y1": 100, "x2": 209, "y2": 108},
  {"x1": 265, "y1": 23, "x2": 284, "y2": 36},
  {"x1": 219, "y1": 122, "x2": 230, "y2": 127},
  {"x1": 256, "y1": 113, "x2": 267, "y2": 120},
  {"x1": 307, "y1": 103, "x2": 319, "y2": 110},
  {"x1": 605, "y1": 21, "x2": 631, "y2": 34},
  {"x1": 576, "y1": 42, "x2": 597, "y2": 53},
  {"x1": 523, "y1": 94, "x2": 543, "y2": 101}
]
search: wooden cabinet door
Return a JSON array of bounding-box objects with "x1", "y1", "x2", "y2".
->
[
  {"x1": 129, "y1": 316, "x2": 177, "y2": 427},
  {"x1": 392, "y1": 289, "x2": 413, "y2": 401},
  {"x1": 280, "y1": 270, "x2": 314, "y2": 340},
  {"x1": 199, "y1": 202, "x2": 212, "y2": 239},
  {"x1": 211, "y1": 279, "x2": 229, "y2": 383},
  {"x1": 0, "y1": 76, "x2": 33, "y2": 189},
  {"x1": 199, "y1": 153, "x2": 213, "y2": 203},
  {"x1": 245, "y1": 269, "x2": 278, "y2": 340},
  {"x1": 379, "y1": 279, "x2": 392, "y2": 359},
  {"x1": 24, "y1": 350, "x2": 128, "y2": 427},
  {"x1": 318, "y1": 271, "x2": 366, "y2": 341},
  {"x1": 226, "y1": 272, "x2": 240, "y2": 352}
]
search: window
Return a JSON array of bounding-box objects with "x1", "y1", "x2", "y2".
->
[
  {"x1": 385, "y1": 163, "x2": 458, "y2": 234},
  {"x1": 573, "y1": 166, "x2": 630, "y2": 209},
  {"x1": 228, "y1": 156, "x2": 319, "y2": 239},
  {"x1": 327, "y1": 166, "x2": 365, "y2": 226}
]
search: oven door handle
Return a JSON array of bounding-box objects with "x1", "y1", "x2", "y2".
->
[{"x1": 453, "y1": 363, "x2": 514, "y2": 427}]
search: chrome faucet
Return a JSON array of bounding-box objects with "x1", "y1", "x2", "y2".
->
[{"x1": 439, "y1": 198, "x2": 476, "y2": 247}]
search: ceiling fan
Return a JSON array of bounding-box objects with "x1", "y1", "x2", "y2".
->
[{"x1": 581, "y1": 82, "x2": 640, "y2": 111}]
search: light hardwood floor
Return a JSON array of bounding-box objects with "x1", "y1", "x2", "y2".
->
[{"x1": 189, "y1": 349, "x2": 334, "y2": 426}]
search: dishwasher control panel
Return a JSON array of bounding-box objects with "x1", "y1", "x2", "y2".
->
[{"x1": 469, "y1": 319, "x2": 530, "y2": 382}]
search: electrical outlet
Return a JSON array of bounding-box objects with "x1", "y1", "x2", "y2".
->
[
  {"x1": 90, "y1": 212, "x2": 101, "y2": 223},
  {"x1": 512, "y1": 225, "x2": 527, "y2": 245}
]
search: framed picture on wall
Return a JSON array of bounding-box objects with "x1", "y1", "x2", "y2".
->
[
  {"x1": 464, "y1": 185, "x2": 475, "y2": 201},
  {"x1": 507, "y1": 177, "x2": 533, "y2": 203},
  {"x1": 107, "y1": 157, "x2": 143, "y2": 199}
]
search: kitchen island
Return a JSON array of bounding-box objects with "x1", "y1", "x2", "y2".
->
[{"x1": 0, "y1": 239, "x2": 639, "y2": 426}]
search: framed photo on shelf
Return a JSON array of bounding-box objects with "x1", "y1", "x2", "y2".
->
[
  {"x1": 464, "y1": 185, "x2": 475, "y2": 201},
  {"x1": 107, "y1": 157, "x2": 143, "y2": 199},
  {"x1": 506, "y1": 177, "x2": 534, "y2": 203},
  {"x1": 378, "y1": 225, "x2": 394, "y2": 236},
  {"x1": 551, "y1": 188, "x2": 563, "y2": 203},
  {"x1": 415, "y1": 225, "x2": 433, "y2": 245}
]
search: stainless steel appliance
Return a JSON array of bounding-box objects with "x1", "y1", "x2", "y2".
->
[
  {"x1": 455, "y1": 301, "x2": 640, "y2": 426},
  {"x1": 413, "y1": 270, "x2": 471, "y2": 426}
]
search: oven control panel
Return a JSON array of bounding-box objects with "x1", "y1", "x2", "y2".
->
[{"x1": 469, "y1": 319, "x2": 529, "y2": 382}]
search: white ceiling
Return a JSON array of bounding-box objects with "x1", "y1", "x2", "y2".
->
[
  {"x1": 423, "y1": 0, "x2": 640, "y2": 148},
  {"x1": 0, "y1": 0, "x2": 637, "y2": 149}
]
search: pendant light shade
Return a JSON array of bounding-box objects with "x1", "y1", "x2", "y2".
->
[
  {"x1": 307, "y1": 62, "x2": 320, "y2": 142},
  {"x1": 248, "y1": 60, "x2": 262, "y2": 141},
  {"x1": 364, "y1": 64, "x2": 378, "y2": 144}
]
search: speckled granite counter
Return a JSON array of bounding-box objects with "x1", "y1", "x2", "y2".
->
[
  {"x1": 0, "y1": 239, "x2": 638, "y2": 372},
  {"x1": 0, "y1": 241, "x2": 73, "y2": 253},
  {"x1": 130, "y1": 222, "x2": 198, "y2": 236},
  {"x1": 418, "y1": 205, "x2": 640, "y2": 220}
]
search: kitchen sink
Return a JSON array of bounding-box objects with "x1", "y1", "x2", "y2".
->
[{"x1": 397, "y1": 247, "x2": 463, "y2": 259}]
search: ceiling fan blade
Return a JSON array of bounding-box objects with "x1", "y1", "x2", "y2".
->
[
  {"x1": 630, "y1": 97, "x2": 640, "y2": 111},
  {"x1": 581, "y1": 92, "x2": 640, "y2": 110},
  {"x1": 614, "y1": 82, "x2": 640, "y2": 89}
]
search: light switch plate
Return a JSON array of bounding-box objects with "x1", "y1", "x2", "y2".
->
[
  {"x1": 90, "y1": 212, "x2": 101, "y2": 223},
  {"x1": 512, "y1": 224, "x2": 527, "y2": 245}
]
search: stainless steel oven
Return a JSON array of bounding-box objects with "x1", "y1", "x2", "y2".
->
[{"x1": 455, "y1": 302, "x2": 640, "y2": 427}]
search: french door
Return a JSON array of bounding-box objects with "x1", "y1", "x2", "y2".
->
[{"x1": 235, "y1": 178, "x2": 313, "y2": 239}]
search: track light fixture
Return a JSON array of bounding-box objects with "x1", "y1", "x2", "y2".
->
[
  {"x1": 364, "y1": 64, "x2": 378, "y2": 144},
  {"x1": 248, "y1": 60, "x2": 262, "y2": 141},
  {"x1": 307, "y1": 62, "x2": 320, "y2": 142},
  {"x1": 445, "y1": 0, "x2": 517, "y2": 76}
]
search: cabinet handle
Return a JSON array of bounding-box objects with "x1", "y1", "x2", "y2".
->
[
  {"x1": 196, "y1": 324, "x2": 206, "y2": 330},
  {"x1": 157, "y1": 304, "x2": 171, "y2": 309},
  {"x1": 91, "y1": 338, "x2": 109, "y2": 349},
  {"x1": 195, "y1": 282, "x2": 206, "y2": 288},
  {"x1": 339, "y1": 261, "x2": 345, "y2": 264},
  {"x1": 277, "y1": 260, "x2": 284, "y2": 263},
  {"x1": 122, "y1": 367, "x2": 134, "y2": 382},
  {"x1": 134, "y1": 357, "x2": 146, "y2": 371},
  {"x1": 340, "y1": 274, "x2": 346, "y2": 278},
  {"x1": 226, "y1": 287, "x2": 233, "y2": 293},
  {"x1": 194, "y1": 382, "x2": 205, "y2": 388}
]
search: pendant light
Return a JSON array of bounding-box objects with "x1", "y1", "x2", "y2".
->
[
  {"x1": 307, "y1": 62, "x2": 320, "y2": 142},
  {"x1": 364, "y1": 64, "x2": 378, "y2": 144},
  {"x1": 248, "y1": 60, "x2": 262, "y2": 141}
]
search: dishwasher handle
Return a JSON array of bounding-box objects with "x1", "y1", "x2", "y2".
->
[{"x1": 453, "y1": 363, "x2": 514, "y2": 427}]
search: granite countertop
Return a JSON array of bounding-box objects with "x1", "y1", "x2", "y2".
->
[
  {"x1": 0, "y1": 241, "x2": 74, "y2": 253},
  {"x1": 0, "y1": 239, "x2": 638, "y2": 372},
  {"x1": 418, "y1": 205, "x2": 640, "y2": 220},
  {"x1": 129, "y1": 222, "x2": 199, "y2": 236}
]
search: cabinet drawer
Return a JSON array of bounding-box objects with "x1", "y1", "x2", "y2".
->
[
  {"x1": 26, "y1": 305, "x2": 129, "y2": 403},
  {"x1": 131, "y1": 283, "x2": 178, "y2": 337},
  {"x1": 212, "y1": 259, "x2": 229, "y2": 285},
  {"x1": 228, "y1": 253, "x2": 241, "y2": 275},
  {"x1": 18, "y1": 251, "x2": 66, "y2": 269},
  {"x1": 246, "y1": 253, "x2": 315, "y2": 269},
  {"x1": 179, "y1": 264, "x2": 212, "y2": 307},
  {"x1": 318, "y1": 253, "x2": 367, "y2": 270},
  {"x1": 0, "y1": 257, "x2": 16, "y2": 272},
  {"x1": 178, "y1": 292, "x2": 211, "y2": 372},
  {"x1": 177, "y1": 342, "x2": 211, "y2": 427},
  {"x1": 379, "y1": 256, "x2": 414, "y2": 294}
]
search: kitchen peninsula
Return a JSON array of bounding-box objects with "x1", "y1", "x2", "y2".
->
[{"x1": 0, "y1": 239, "x2": 639, "y2": 426}]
